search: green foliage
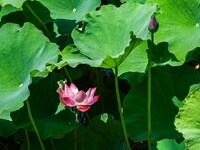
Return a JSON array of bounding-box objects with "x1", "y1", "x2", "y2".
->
[
  {"x1": 37, "y1": 0, "x2": 101, "y2": 21},
  {"x1": 157, "y1": 139, "x2": 185, "y2": 150},
  {"x1": 0, "y1": 0, "x2": 25, "y2": 8},
  {"x1": 72, "y1": 1, "x2": 156, "y2": 68},
  {"x1": 54, "y1": 19, "x2": 76, "y2": 49},
  {"x1": 22, "y1": 1, "x2": 52, "y2": 27},
  {"x1": 0, "y1": 4, "x2": 20, "y2": 20},
  {"x1": 1, "y1": 0, "x2": 200, "y2": 149},
  {"x1": 124, "y1": 65, "x2": 200, "y2": 141},
  {"x1": 148, "y1": 0, "x2": 200, "y2": 61},
  {"x1": 0, "y1": 23, "x2": 59, "y2": 120},
  {"x1": 175, "y1": 86, "x2": 200, "y2": 150},
  {"x1": 118, "y1": 41, "x2": 148, "y2": 75},
  {"x1": 11, "y1": 73, "x2": 77, "y2": 139},
  {"x1": 58, "y1": 45, "x2": 102, "y2": 68},
  {"x1": 18, "y1": 115, "x2": 124, "y2": 150}
]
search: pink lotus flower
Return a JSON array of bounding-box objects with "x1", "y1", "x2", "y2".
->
[{"x1": 57, "y1": 81, "x2": 99, "y2": 112}]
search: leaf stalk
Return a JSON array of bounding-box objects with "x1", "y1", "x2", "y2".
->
[
  {"x1": 147, "y1": 32, "x2": 154, "y2": 150},
  {"x1": 114, "y1": 67, "x2": 131, "y2": 150},
  {"x1": 25, "y1": 100, "x2": 45, "y2": 150}
]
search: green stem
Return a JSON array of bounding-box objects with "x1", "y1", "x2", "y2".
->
[
  {"x1": 63, "y1": 67, "x2": 79, "y2": 150},
  {"x1": 24, "y1": 129, "x2": 31, "y2": 150},
  {"x1": 25, "y1": 100, "x2": 45, "y2": 150},
  {"x1": 114, "y1": 67, "x2": 131, "y2": 150},
  {"x1": 50, "y1": 138, "x2": 57, "y2": 150},
  {"x1": 147, "y1": 33, "x2": 154, "y2": 150},
  {"x1": 24, "y1": 2, "x2": 52, "y2": 40},
  {"x1": 63, "y1": 67, "x2": 73, "y2": 83}
]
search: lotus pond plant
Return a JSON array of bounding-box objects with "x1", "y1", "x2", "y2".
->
[
  {"x1": 1, "y1": 0, "x2": 200, "y2": 150},
  {"x1": 57, "y1": 81, "x2": 99, "y2": 112}
]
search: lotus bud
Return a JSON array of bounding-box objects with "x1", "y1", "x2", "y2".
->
[{"x1": 148, "y1": 16, "x2": 159, "y2": 33}]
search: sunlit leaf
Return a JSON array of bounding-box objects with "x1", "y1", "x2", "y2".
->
[
  {"x1": 118, "y1": 41, "x2": 148, "y2": 75},
  {"x1": 157, "y1": 139, "x2": 185, "y2": 150},
  {"x1": 0, "y1": 23, "x2": 59, "y2": 120},
  {"x1": 37, "y1": 0, "x2": 101, "y2": 21},
  {"x1": 175, "y1": 86, "x2": 200, "y2": 150},
  {"x1": 0, "y1": 0, "x2": 25, "y2": 8},
  {"x1": 148, "y1": 0, "x2": 200, "y2": 61},
  {"x1": 72, "y1": 1, "x2": 156, "y2": 68}
]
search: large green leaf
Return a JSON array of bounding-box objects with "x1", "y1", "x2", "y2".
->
[
  {"x1": 148, "y1": 0, "x2": 200, "y2": 61},
  {"x1": 59, "y1": 36, "x2": 141, "y2": 69},
  {"x1": 124, "y1": 65, "x2": 200, "y2": 141},
  {"x1": 157, "y1": 139, "x2": 185, "y2": 150},
  {"x1": 72, "y1": 1, "x2": 156, "y2": 68},
  {"x1": 0, "y1": 0, "x2": 25, "y2": 8},
  {"x1": 37, "y1": 0, "x2": 101, "y2": 21},
  {"x1": 175, "y1": 86, "x2": 200, "y2": 150},
  {"x1": 0, "y1": 23, "x2": 59, "y2": 120}
]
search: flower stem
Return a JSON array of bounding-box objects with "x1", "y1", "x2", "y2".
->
[
  {"x1": 24, "y1": 129, "x2": 30, "y2": 150},
  {"x1": 147, "y1": 32, "x2": 154, "y2": 150},
  {"x1": 50, "y1": 138, "x2": 57, "y2": 150},
  {"x1": 24, "y1": 2, "x2": 52, "y2": 40},
  {"x1": 63, "y1": 67, "x2": 78, "y2": 149},
  {"x1": 25, "y1": 100, "x2": 45, "y2": 150},
  {"x1": 63, "y1": 67, "x2": 73, "y2": 83},
  {"x1": 114, "y1": 67, "x2": 131, "y2": 150}
]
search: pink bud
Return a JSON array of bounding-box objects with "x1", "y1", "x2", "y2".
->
[{"x1": 148, "y1": 16, "x2": 159, "y2": 33}]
